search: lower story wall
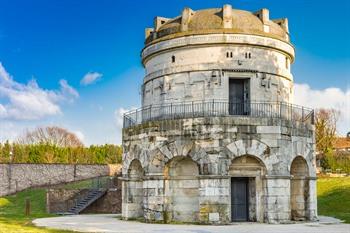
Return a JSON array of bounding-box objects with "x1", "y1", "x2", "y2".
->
[
  {"x1": 122, "y1": 175, "x2": 318, "y2": 224},
  {"x1": 0, "y1": 163, "x2": 121, "y2": 196}
]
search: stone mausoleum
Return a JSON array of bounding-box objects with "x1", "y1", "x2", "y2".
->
[{"x1": 121, "y1": 4, "x2": 317, "y2": 224}]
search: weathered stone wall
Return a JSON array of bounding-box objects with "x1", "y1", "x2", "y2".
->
[
  {"x1": 82, "y1": 189, "x2": 121, "y2": 214},
  {"x1": 47, "y1": 189, "x2": 121, "y2": 214},
  {"x1": 46, "y1": 189, "x2": 90, "y2": 213},
  {"x1": 0, "y1": 163, "x2": 121, "y2": 196},
  {"x1": 122, "y1": 117, "x2": 317, "y2": 224},
  {"x1": 141, "y1": 34, "x2": 294, "y2": 107}
]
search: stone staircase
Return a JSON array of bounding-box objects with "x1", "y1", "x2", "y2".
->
[{"x1": 67, "y1": 189, "x2": 106, "y2": 214}]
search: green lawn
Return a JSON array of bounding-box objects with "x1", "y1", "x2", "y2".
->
[
  {"x1": 0, "y1": 188, "x2": 77, "y2": 233},
  {"x1": 317, "y1": 177, "x2": 350, "y2": 223}
]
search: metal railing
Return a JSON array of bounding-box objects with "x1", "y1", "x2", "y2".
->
[{"x1": 123, "y1": 100, "x2": 314, "y2": 128}]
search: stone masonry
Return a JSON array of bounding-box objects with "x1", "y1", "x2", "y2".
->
[
  {"x1": 121, "y1": 4, "x2": 317, "y2": 224},
  {"x1": 0, "y1": 163, "x2": 121, "y2": 196}
]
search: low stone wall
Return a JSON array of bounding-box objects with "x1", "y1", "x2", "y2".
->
[
  {"x1": 82, "y1": 189, "x2": 121, "y2": 214},
  {"x1": 0, "y1": 163, "x2": 121, "y2": 196},
  {"x1": 47, "y1": 177, "x2": 122, "y2": 214},
  {"x1": 46, "y1": 189, "x2": 90, "y2": 213}
]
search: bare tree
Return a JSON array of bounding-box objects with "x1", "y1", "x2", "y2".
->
[
  {"x1": 18, "y1": 126, "x2": 83, "y2": 147},
  {"x1": 315, "y1": 108, "x2": 340, "y2": 156}
]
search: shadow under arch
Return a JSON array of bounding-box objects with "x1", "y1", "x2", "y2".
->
[
  {"x1": 128, "y1": 159, "x2": 144, "y2": 179},
  {"x1": 290, "y1": 156, "x2": 309, "y2": 221},
  {"x1": 163, "y1": 156, "x2": 200, "y2": 223},
  {"x1": 229, "y1": 154, "x2": 267, "y2": 222}
]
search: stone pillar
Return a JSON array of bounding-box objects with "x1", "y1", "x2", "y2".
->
[
  {"x1": 265, "y1": 177, "x2": 291, "y2": 223},
  {"x1": 198, "y1": 177, "x2": 230, "y2": 224},
  {"x1": 121, "y1": 179, "x2": 143, "y2": 219},
  {"x1": 143, "y1": 176, "x2": 165, "y2": 222},
  {"x1": 308, "y1": 178, "x2": 318, "y2": 221}
]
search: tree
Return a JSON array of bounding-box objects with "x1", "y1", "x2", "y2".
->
[
  {"x1": 18, "y1": 126, "x2": 84, "y2": 147},
  {"x1": 315, "y1": 108, "x2": 340, "y2": 168}
]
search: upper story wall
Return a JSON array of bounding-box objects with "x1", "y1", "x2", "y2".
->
[{"x1": 140, "y1": 6, "x2": 295, "y2": 107}]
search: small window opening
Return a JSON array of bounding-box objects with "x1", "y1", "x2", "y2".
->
[
  {"x1": 171, "y1": 55, "x2": 175, "y2": 63},
  {"x1": 285, "y1": 57, "x2": 289, "y2": 69},
  {"x1": 226, "y1": 52, "x2": 229, "y2": 58},
  {"x1": 161, "y1": 20, "x2": 165, "y2": 24},
  {"x1": 230, "y1": 52, "x2": 233, "y2": 58},
  {"x1": 248, "y1": 53, "x2": 251, "y2": 59}
]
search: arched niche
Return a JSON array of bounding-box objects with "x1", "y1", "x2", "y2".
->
[
  {"x1": 128, "y1": 159, "x2": 144, "y2": 178},
  {"x1": 164, "y1": 156, "x2": 200, "y2": 223},
  {"x1": 229, "y1": 155, "x2": 267, "y2": 222},
  {"x1": 126, "y1": 159, "x2": 144, "y2": 218},
  {"x1": 290, "y1": 156, "x2": 309, "y2": 221}
]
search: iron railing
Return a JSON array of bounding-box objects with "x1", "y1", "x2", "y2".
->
[{"x1": 123, "y1": 101, "x2": 314, "y2": 128}]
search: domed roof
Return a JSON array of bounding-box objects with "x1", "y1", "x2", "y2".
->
[{"x1": 146, "y1": 6, "x2": 289, "y2": 45}]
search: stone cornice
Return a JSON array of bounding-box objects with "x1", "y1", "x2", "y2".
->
[{"x1": 141, "y1": 33, "x2": 295, "y2": 65}]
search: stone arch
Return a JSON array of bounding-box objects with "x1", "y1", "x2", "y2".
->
[
  {"x1": 128, "y1": 159, "x2": 144, "y2": 178},
  {"x1": 292, "y1": 139, "x2": 315, "y2": 177},
  {"x1": 226, "y1": 139, "x2": 270, "y2": 162},
  {"x1": 229, "y1": 155, "x2": 267, "y2": 222},
  {"x1": 124, "y1": 159, "x2": 144, "y2": 219},
  {"x1": 290, "y1": 156, "x2": 309, "y2": 221},
  {"x1": 157, "y1": 140, "x2": 195, "y2": 161},
  {"x1": 155, "y1": 140, "x2": 211, "y2": 175},
  {"x1": 122, "y1": 144, "x2": 149, "y2": 176},
  {"x1": 163, "y1": 156, "x2": 200, "y2": 223}
]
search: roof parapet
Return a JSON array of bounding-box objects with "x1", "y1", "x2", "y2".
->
[
  {"x1": 154, "y1": 16, "x2": 170, "y2": 31},
  {"x1": 273, "y1": 18, "x2": 289, "y2": 33},
  {"x1": 145, "y1": 28, "x2": 154, "y2": 39},
  {"x1": 254, "y1": 8, "x2": 269, "y2": 24},
  {"x1": 223, "y1": 4, "x2": 233, "y2": 29},
  {"x1": 181, "y1": 7, "x2": 194, "y2": 32}
]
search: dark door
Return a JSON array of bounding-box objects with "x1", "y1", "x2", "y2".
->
[
  {"x1": 231, "y1": 177, "x2": 249, "y2": 221},
  {"x1": 229, "y1": 79, "x2": 245, "y2": 115}
]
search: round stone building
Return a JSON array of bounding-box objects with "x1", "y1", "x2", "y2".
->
[{"x1": 121, "y1": 5, "x2": 317, "y2": 224}]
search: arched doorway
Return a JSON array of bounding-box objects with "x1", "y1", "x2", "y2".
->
[
  {"x1": 290, "y1": 156, "x2": 309, "y2": 220},
  {"x1": 229, "y1": 155, "x2": 267, "y2": 222},
  {"x1": 126, "y1": 159, "x2": 144, "y2": 218},
  {"x1": 164, "y1": 156, "x2": 199, "y2": 222}
]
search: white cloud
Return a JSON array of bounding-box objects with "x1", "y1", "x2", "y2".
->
[
  {"x1": 59, "y1": 79, "x2": 79, "y2": 101},
  {"x1": 0, "y1": 121, "x2": 32, "y2": 142},
  {"x1": 80, "y1": 72, "x2": 102, "y2": 86},
  {"x1": 294, "y1": 83, "x2": 350, "y2": 135},
  {"x1": 115, "y1": 107, "x2": 137, "y2": 128},
  {"x1": 114, "y1": 107, "x2": 137, "y2": 143},
  {"x1": 73, "y1": 130, "x2": 85, "y2": 143},
  {"x1": 0, "y1": 62, "x2": 79, "y2": 120}
]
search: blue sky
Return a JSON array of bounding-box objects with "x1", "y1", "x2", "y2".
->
[{"x1": 0, "y1": 0, "x2": 349, "y2": 145}]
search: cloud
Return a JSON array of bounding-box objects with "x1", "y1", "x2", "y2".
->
[
  {"x1": 294, "y1": 83, "x2": 350, "y2": 135},
  {"x1": 114, "y1": 107, "x2": 137, "y2": 143},
  {"x1": 115, "y1": 107, "x2": 137, "y2": 128},
  {"x1": 80, "y1": 72, "x2": 102, "y2": 86},
  {"x1": 0, "y1": 62, "x2": 79, "y2": 120},
  {"x1": 73, "y1": 130, "x2": 85, "y2": 143}
]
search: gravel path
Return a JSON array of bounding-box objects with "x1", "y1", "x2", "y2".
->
[{"x1": 33, "y1": 214, "x2": 350, "y2": 233}]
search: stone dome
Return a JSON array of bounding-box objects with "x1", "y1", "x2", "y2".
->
[{"x1": 145, "y1": 6, "x2": 289, "y2": 45}]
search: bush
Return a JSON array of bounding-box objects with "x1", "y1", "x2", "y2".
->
[
  {"x1": 322, "y1": 150, "x2": 350, "y2": 174},
  {"x1": 0, "y1": 141, "x2": 122, "y2": 164}
]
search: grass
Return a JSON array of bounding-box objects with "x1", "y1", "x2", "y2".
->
[
  {"x1": 0, "y1": 188, "x2": 77, "y2": 233},
  {"x1": 317, "y1": 176, "x2": 350, "y2": 223}
]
